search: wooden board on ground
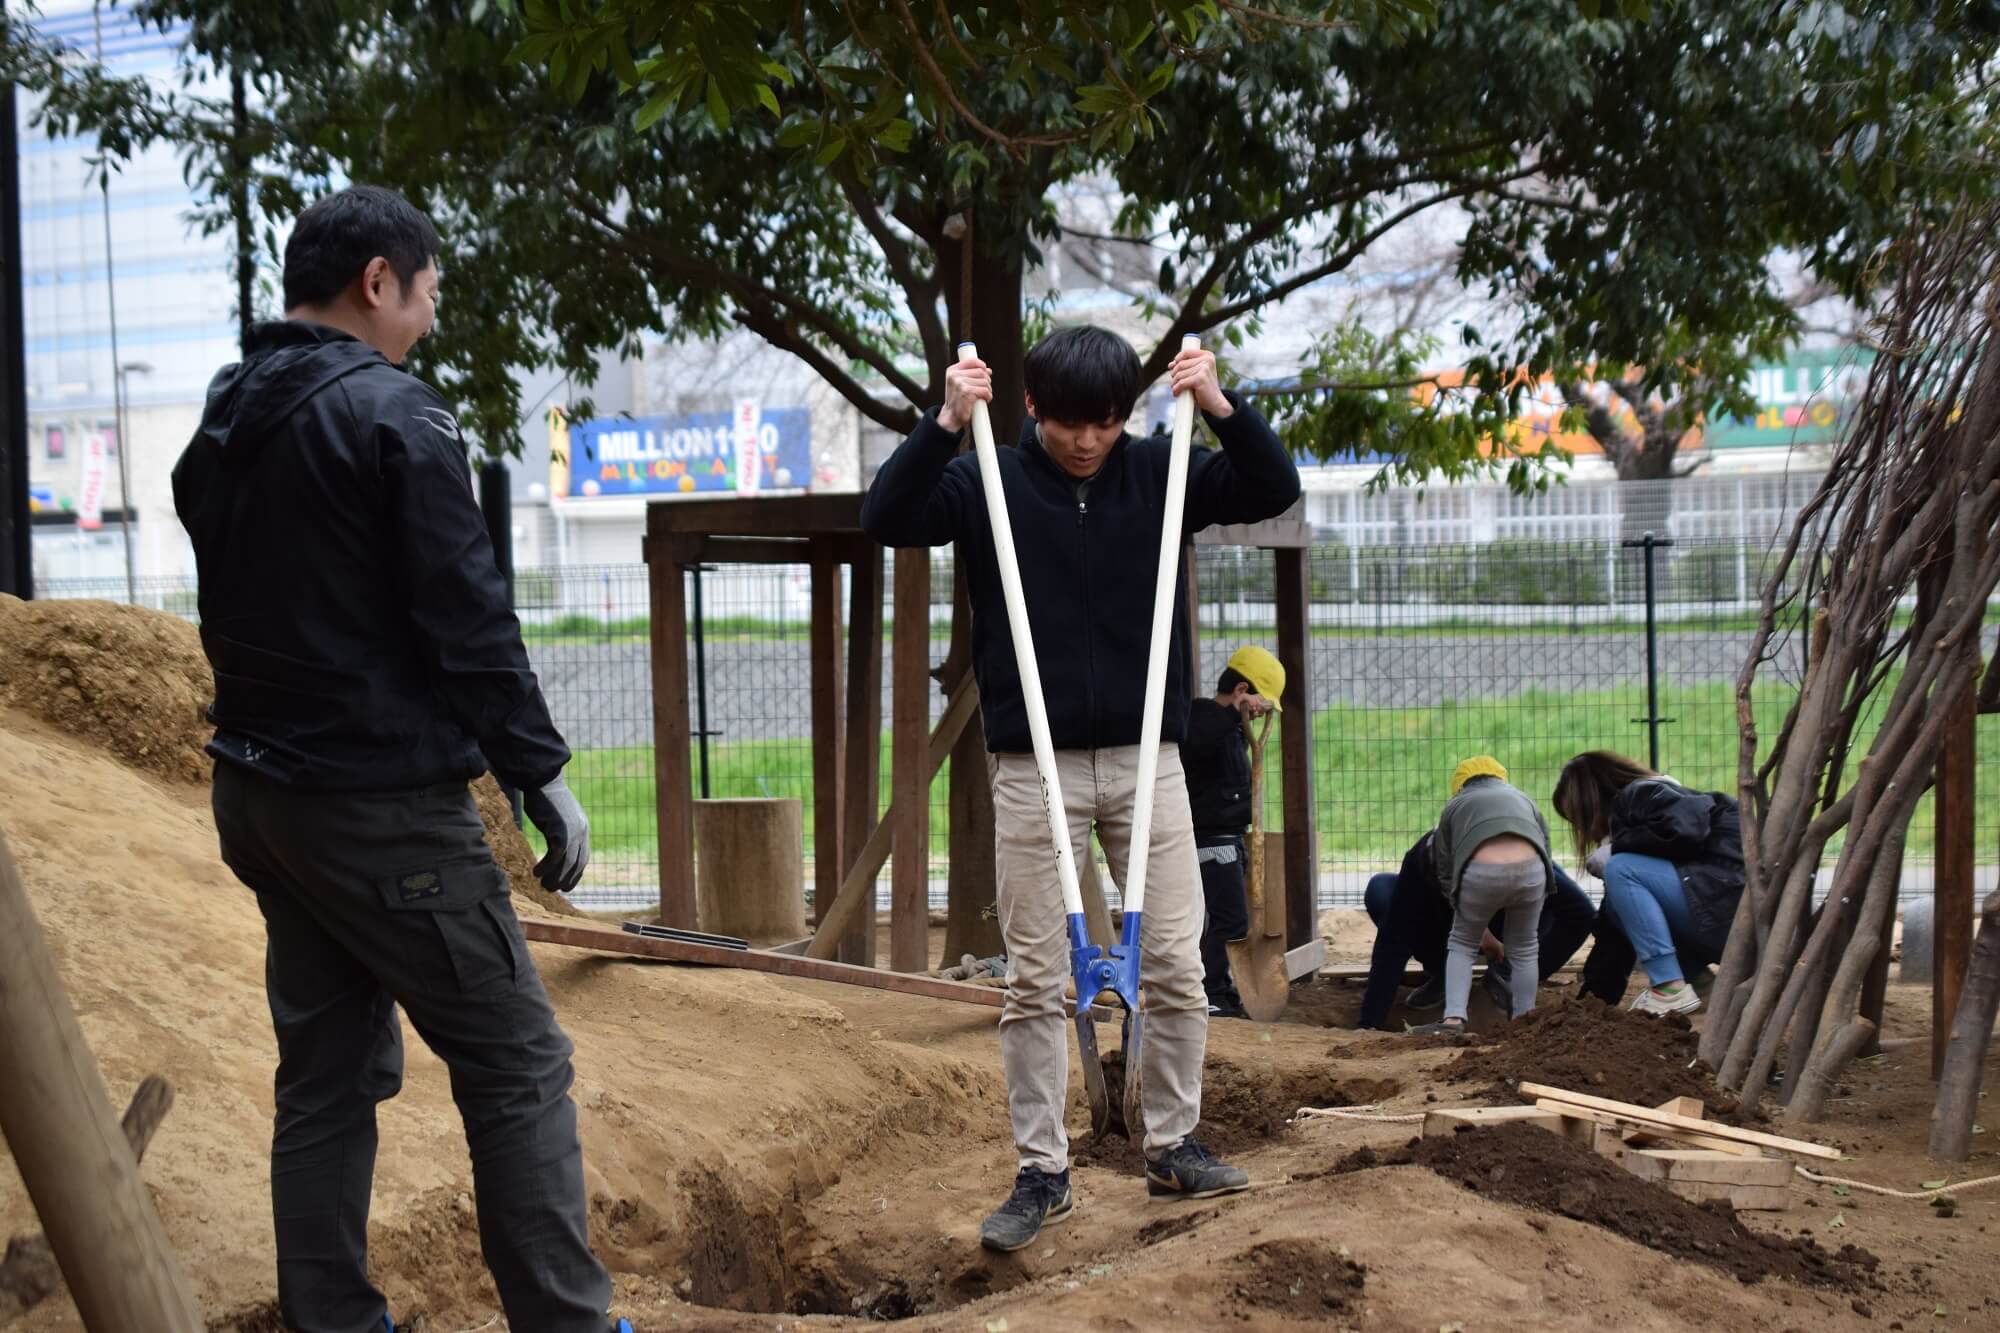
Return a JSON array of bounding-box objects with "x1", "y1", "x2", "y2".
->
[
  {"x1": 524, "y1": 920, "x2": 1004, "y2": 1009},
  {"x1": 1520, "y1": 1082, "x2": 1843, "y2": 1161},
  {"x1": 1592, "y1": 1131, "x2": 1794, "y2": 1211},
  {"x1": 1423, "y1": 1105, "x2": 1566, "y2": 1138},
  {"x1": 1284, "y1": 937, "x2": 1327, "y2": 981},
  {"x1": 1532, "y1": 1098, "x2": 1761, "y2": 1157}
]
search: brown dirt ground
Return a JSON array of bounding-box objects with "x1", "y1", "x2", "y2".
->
[{"x1": 4, "y1": 602, "x2": 1998, "y2": 1331}]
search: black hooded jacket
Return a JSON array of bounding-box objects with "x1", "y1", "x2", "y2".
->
[
  {"x1": 1610, "y1": 777, "x2": 1746, "y2": 957},
  {"x1": 172, "y1": 321, "x2": 568, "y2": 793},
  {"x1": 860, "y1": 394, "x2": 1301, "y2": 752}
]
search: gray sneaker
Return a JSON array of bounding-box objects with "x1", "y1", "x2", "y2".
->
[
  {"x1": 979, "y1": 1167, "x2": 1073, "y2": 1252},
  {"x1": 1404, "y1": 975, "x2": 1445, "y2": 1010},
  {"x1": 1146, "y1": 1138, "x2": 1250, "y2": 1199}
]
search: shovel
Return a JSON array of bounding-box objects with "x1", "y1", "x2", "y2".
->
[
  {"x1": 1226, "y1": 713, "x2": 1290, "y2": 1021},
  {"x1": 961, "y1": 334, "x2": 1201, "y2": 1142}
]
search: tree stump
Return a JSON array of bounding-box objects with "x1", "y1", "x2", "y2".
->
[{"x1": 695, "y1": 798, "x2": 808, "y2": 943}]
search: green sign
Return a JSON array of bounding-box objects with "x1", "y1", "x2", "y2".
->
[{"x1": 1704, "y1": 349, "x2": 1874, "y2": 449}]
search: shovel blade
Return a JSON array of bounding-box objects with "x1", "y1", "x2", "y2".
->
[
  {"x1": 1075, "y1": 1011, "x2": 1115, "y2": 1141},
  {"x1": 1120, "y1": 1008, "x2": 1144, "y2": 1146}
]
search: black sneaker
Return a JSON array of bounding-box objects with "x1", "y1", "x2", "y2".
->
[
  {"x1": 978, "y1": 1167, "x2": 1073, "y2": 1252},
  {"x1": 1403, "y1": 975, "x2": 1445, "y2": 1010},
  {"x1": 1145, "y1": 1138, "x2": 1250, "y2": 1199},
  {"x1": 1207, "y1": 991, "x2": 1249, "y2": 1019}
]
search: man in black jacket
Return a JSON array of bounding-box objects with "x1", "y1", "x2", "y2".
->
[
  {"x1": 1180, "y1": 647, "x2": 1286, "y2": 1019},
  {"x1": 174, "y1": 187, "x2": 626, "y2": 1333},
  {"x1": 862, "y1": 326, "x2": 1300, "y2": 1252}
]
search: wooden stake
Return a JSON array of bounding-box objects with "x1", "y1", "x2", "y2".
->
[
  {"x1": 645, "y1": 534, "x2": 698, "y2": 927},
  {"x1": 890, "y1": 547, "x2": 931, "y2": 973},
  {"x1": 842, "y1": 548, "x2": 884, "y2": 966},
  {"x1": 0, "y1": 832, "x2": 202, "y2": 1329},
  {"x1": 1274, "y1": 547, "x2": 1317, "y2": 949},
  {"x1": 809, "y1": 548, "x2": 849, "y2": 959}
]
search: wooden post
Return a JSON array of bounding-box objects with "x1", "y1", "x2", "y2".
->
[
  {"x1": 1933, "y1": 678, "x2": 1976, "y2": 1078},
  {"x1": 645, "y1": 532, "x2": 698, "y2": 927},
  {"x1": 0, "y1": 831, "x2": 203, "y2": 1329},
  {"x1": 810, "y1": 548, "x2": 847, "y2": 959},
  {"x1": 891, "y1": 548, "x2": 932, "y2": 972},
  {"x1": 840, "y1": 549, "x2": 883, "y2": 966},
  {"x1": 1183, "y1": 546, "x2": 1203, "y2": 696},
  {"x1": 694, "y1": 799, "x2": 808, "y2": 942},
  {"x1": 1275, "y1": 547, "x2": 1318, "y2": 950}
]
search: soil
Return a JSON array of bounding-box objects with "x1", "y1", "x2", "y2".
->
[
  {"x1": 1334, "y1": 1122, "x2": 1878, "y2": 1290},
  {"x1": 1444, "y1": 995, "x2": 1752, "y2": 1119},
  {"x1": 4, "y1": 601, "x2": 1997, "y2": 1333}
]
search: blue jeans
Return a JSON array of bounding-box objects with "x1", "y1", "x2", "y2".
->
[
  {"x1": 1601, "y1": 852, "x2": 1709, "y2": 987},
  {"x1": 1364, "y1": 872, "x2": 1397, "y2": 927}
]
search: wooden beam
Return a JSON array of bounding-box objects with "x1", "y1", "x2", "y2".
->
[
  {"x1": 1934, "y1": 676, "x2": 1976, "y2": 1079},
  {"x1": 839, "y1": 548, "x2": 884, "y2": 966},
  {"x1": 891, "y1": 547, "x2": 932, "y2": 973},
  {"x1": 1193, "y1": 501, "x2": 1312, "y2": 549},
  {"x1": 648, "y1": 492, "x2": 864, "y2": 538},
  {"x1": 0, "y1": 831, "x2": 203, "y2": 1328},
  {"x1": 1422, "y1": 1105, "x2": 1566, "y2": 1138},
  {"x1": 1519, "y1": 1083, "x2": 1842, "y2": 1160},
  {"x1": 644, "y1": 533, "x2": 697, "y2": 927},
  {"x1": 810, "y1": 549, "x2": 847, "y2": 957},
  {"x1": 524, "y1": 919, "x2": 1003, "y2": 1009},
  {"x1": 807, "y1": 675, "x2": 978, "y2": 960},
  {"x1": 1532, "y1": 1100, "x2": 1759, "y2": 1156},
  {"x1": 1274, "y1": 546, "x2": 1318, "y2": 949}
]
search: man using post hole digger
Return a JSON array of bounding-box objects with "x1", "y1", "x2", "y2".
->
[
  {"x1": 1180, "y1": 647, "x2": 1286, "y2": 1019},
  {"x1": 862, "y1": 324, "x2": 1300, "y2": 1253},
  {"x1": 173, "y1": 186, "x2": 632, "y2": 1333}
]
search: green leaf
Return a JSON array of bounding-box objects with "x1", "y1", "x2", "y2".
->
[
  {"x1": 754, "y1": 84, "x2": 781, "y2": 118},
  {"x1": 1827, "y1": 1212, "x2": 1846, "y2": 1228},
  {"x1": 1831, "y1": 1184, "x2": 1850, "y2": 1196},
  {"x1": 703, "y1": 75, "x2": 732, "y2": 129},
  {"x1": 632, "y1": 91, "x2": 673, "y2": 132},
  {"x1": 1921, "y1": 1179, "x2": 1948, "y2": 1190},
  {"x1": 874, "y1": 118, "x2": 914, "y2": 153}
]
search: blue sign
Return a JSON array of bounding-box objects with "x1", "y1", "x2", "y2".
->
[{"x1": 553, "y1": 404, "x2": 811, "y2": 498}]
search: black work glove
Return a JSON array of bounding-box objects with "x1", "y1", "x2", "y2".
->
[{"x1": 521, "y1": 775, "x2": 591, "y2": 894}]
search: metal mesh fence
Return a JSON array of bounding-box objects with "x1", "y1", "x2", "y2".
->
[{"x1": 36, "y1": 535, "x2": 1998, "y2": 915}]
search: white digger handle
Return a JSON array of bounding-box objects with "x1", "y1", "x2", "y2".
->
[
  {"x1": 1121, "y1": 333, "x2": 1201, "y2": 917},
  {"x1": 961, "y1": 342, "x2": 1086, "y2": 919}
]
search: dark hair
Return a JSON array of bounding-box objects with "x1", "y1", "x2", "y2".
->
[
  {"x1": 1023, "y1": 325, "x2": 1141, "y2": 425},
  {"x1": 283, "y1": 186, "x2": 441, "y2": 310},
  {"x1": 1551, "y1": 750, "x2": 1657, "y2": 859},
  {"x1": 1217, "y1": 667, "x2": 1255, "y2": 696}
]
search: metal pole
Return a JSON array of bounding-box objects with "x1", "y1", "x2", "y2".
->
[
  {"x1": 1622, "y1": 531, "x2": 1676, "y2": 771},
  {"x1": 94, "y1": 6, "x2": 134, "y2": 604},
  {"x1": 0, "y1": 69, "x2": 30, "y2": 600},
  {"x1": 691, "y1": 563, "x2": 712, "y2": 798}
]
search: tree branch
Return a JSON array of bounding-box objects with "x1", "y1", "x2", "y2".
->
[{"x1": 737, "y1": 303, "x2": 921, "y2": 434}]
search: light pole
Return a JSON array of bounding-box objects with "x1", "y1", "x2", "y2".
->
[{"x1": 114, "y1": 361, "x2": 151, "y2": 603}]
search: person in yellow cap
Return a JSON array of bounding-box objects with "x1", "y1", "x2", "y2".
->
[{"x1": 1178, "y1": 646, "x2": 1284, "y2": 1018}]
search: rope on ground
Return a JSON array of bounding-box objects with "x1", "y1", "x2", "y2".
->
[
  {"x1": 1294, "y1": 1104, "x2": 1427, "y2": 1124},
  {"x1": 1793, "y1": 1166, "x2": 2000, "y2": 1199}
]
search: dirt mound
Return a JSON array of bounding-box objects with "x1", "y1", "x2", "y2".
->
[
  {"x1": 1077, "y1": 1051, "x2": 1400, "y2": 1166},
  {"x1": 1229, "y1": 1238, "x2": 1368, "y2": 1318},
  {"x1": 1337, "y1": 1123, "x2": 1877, "y2": 1291},
  {"x1": 470, "y1": 774, "x2": 577, "y2": 917},
  {"x1": 0, "y1": 595, "x2": 212, "y2": 783},
  {"x1": 1444, "y1": 996, "x2": 1749, "y2": 1118}
]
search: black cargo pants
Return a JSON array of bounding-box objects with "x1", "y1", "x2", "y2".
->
[{"x1": 211, "y1": 761, "x2": 611, "y2": 1333}]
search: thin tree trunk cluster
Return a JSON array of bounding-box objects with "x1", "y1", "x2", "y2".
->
[{"x1": 1698, "y1": 207, "x2": 2000, "y2": 1128}]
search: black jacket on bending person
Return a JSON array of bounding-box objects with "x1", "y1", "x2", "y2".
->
[
  {"x1": 861, "y1": 395, "x2": 1301, "y2": 752},
  {"x1": 1610, "y1": 777, "x2": 1745, "y2": 958},
  {"x1": 173, "y1": 321, "x2": 568, "y2": 793},
  {"x1": 1180, "y1": 697, "x2": 1253, "y2": 840}
]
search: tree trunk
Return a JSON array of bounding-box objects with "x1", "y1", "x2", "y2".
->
[
  {"x1": 1930, "y1": 888, "x2": 2000, "y2": 1161},
  {"x1": 231, "y1": 60, "x2": 254, "y2": 352}
]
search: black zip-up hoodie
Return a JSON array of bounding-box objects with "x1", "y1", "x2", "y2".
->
[
  {"x1": 1181, "y1": 696, "x2": 1253, "y2": 839},
  {"x1": 172, "y1": 321, "x2": 568, "y2": 792},
  {"x1": 860, "y1": 393, "x2": 1300, "y2": 752}
]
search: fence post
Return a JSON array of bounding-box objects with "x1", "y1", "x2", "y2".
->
[{"x1": 690, "y1": 563, "x2": 713, "y2": 799}]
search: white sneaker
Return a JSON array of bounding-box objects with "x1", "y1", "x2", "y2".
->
[{"x1": 1630, "y1": 982, "x2": 1701, "y2": 1016}]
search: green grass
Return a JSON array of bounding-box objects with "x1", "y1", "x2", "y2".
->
[{"x1": 548, "y1": 678, "x2": 2000, "y2": 871}]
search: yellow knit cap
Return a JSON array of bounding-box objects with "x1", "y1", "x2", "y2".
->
[{"x1": 1450, "y1": 756, "x2": 1508, "y2": 797}]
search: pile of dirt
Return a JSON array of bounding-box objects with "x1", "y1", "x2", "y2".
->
[
  {"x1": 1228, "y1": 1238, "x2": 1367, "y2": 1317},
  {"x1": 1444, "y1": 996, "x2": 1749, "y2": 1118},
  {"x1": 1334, "y1": 1123, "x2": 1877, "y2": 1291},
  {"x1": 0, "y1": 595, "x2": 213, "y2": 784},
  {"x1": 1077, "y1": 1051, "x2": 1400, "y2": 1166},
  {"x1": 470, "y1": 774, "x2": 577, "y2": 917}
]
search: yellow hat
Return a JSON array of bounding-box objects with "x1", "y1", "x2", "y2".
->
[
  {"x1": 1226, "y1": 645, "x2": 1285, "y2": 712},
  {"x1": 1450, "y1": 756, "x2": 1507, "y2": 797}
]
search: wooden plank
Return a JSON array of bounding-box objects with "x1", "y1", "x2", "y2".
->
[
  {"x1": 1423, "y1": 1106, "x2": 1565, "y2": 1138},
  {"x1": 0, "y1": 832, "x2": 204, "y2": 1328},
  {"x1": 644, "y1": 533, "x2": 698, "y2": 927},
  {"x1": 1623, "y1": 1094, "x2": 1707, "y2": 1146},
  {"x1": 841, "y1": 547, "x2": 884, "y2": 967},
  {"x1": 1935, "y1": 676, "x2": 1976, "y2": 1079},
  {"x1": 1283, "y1": 937, "x2": 1327, "y2": 981},
  {"x1": 810, "y1": 550, "x2": 847, "y2": 957},
  {"x1": 1521, "y1": 1083, "x2": 1842, "y2": 1160},
  {"x1": 1193, "y1": 501, "x2": 1311, "y2": 549},
  {"x1": 687, "y1": 536, "x2": 814, "y2": 564},
  {"x1": 647, "y1": 492, "x2": 864, "y2": 538},
  {"x1": 806, "y1": 675, "x2": 978, "y2": 961},
  {"x1": 524, "y1": 920, "x2": 1003, "y2": 1009},
  {"x1": 890, "y1": 547, "x2": 931, "y2": 973},
  {"x1": 1535, "y1": 1100, "x2": 1758, "y2": 1157},
  {"x1": 1274, "y1": 547, "x2": 1318, "y2": 950}
]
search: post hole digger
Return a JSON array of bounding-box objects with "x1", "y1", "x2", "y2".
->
[{"x1": 960, "y1": 334, "x2": 1202, "y2": 1143}]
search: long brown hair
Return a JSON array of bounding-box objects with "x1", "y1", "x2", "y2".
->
[{"x1": 1552, "y1": 750, "x2": 1658, "y2": 859}]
